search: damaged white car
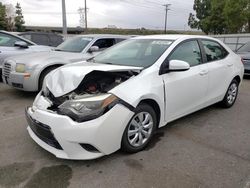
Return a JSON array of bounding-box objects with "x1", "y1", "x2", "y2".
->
[{"x1": 25, "y1": 35, "x2": 244, "y2": 160}]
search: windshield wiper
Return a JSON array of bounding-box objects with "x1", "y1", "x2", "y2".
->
[
  {"x1": 54, "y1": 49, "x2": 62, "y2": 51},
  {"x1": 86, "y1": 57, "x2": 95, "y2": 62}
]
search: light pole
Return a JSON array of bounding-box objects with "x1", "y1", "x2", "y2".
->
[
  {"x1": 163, "y1": 4, "x2": 171, "y2": 34},
  {"x1": 84, "y1": 0, "x2": 88, "y2": 30},
  {"x1": 62, "y1": 0, "x2": 67, "y2": 35}
]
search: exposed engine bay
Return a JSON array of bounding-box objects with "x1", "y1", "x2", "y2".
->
[
  {"x1": 43, "y1": 70, "x2": 139, "y2": 108},
  {"x1": 70, "y1": 70, "x2": 137, "y2": 97}
]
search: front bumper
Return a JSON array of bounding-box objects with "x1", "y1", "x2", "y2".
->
[
  {"x1": 3, "y1": 71, "x2": 38, "y2": 91},
  {"x1": 26, "y1": 103, "x2": 134, "y2": 160}
]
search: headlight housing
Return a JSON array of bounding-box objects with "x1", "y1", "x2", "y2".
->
[
  {"x1": 15, "y1": 63, "x2": 26, "y2": 73},
  {"x1": 58, "y1": 94, "x2": 118, "y2": 122}
]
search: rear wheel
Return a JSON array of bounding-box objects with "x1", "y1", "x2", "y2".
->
[
  {"x1": 220, "y1": 79, "x2": 239, "y2": 108},
  {"x1": 121, "y1": 103, "x2": 157, "y2": 153}
]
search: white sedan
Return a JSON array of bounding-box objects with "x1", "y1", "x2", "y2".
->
[{"x1": 25, "y1": 35, "x2": 244, "y2": 160}]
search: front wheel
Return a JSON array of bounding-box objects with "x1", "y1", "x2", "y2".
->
[
  {"x1": 121, "y1": 103, "x2": 157, "y2": 153},
  {"x1": 220, "y1": 79, "x2": 239, "y2": 108}
]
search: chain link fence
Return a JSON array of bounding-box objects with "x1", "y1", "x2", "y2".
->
[{"x1": 212, "y1": 34, "x2": 250, "y2": 51}]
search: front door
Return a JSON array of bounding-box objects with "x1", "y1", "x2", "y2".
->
[{"x1": 162, "y1": 40, "x2": 209, "y2": 122}]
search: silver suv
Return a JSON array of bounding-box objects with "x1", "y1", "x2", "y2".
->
[
  {"x1": 236, "y1": 42, "x2": 250, "y2": 75},
  {"x1": 2, "y1": 34, "x2": 129, "y2": 91}
]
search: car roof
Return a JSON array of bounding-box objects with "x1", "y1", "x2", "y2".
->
[{"x1": 133, "y1": 34, "x2": 215, "y2": 41}]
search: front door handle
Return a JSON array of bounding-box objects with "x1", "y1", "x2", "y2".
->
[
  {"x1": 199, "y1": 70, "x2": 208, "y2": 76},
  {"x1": 227, "y1": 63, "x2": 233, "y2": 67}
]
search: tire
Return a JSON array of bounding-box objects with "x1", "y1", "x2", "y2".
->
[
  {"x1": 220, "y1": 79, "x2": 239, "y2": 108},
  {"x1": 121, "y1": 103, "x2": 157, "y2": 153},
  {"x1": 38, "y1": 67, "x2": 58, "y2": 91}
]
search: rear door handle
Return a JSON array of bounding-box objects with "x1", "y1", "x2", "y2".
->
[
  {"x1": 227, "y1": 63, "x2": 233, "y2": 67},
  {"x1": 199, "y1": 70, "x2": 208, "y2": 76}
]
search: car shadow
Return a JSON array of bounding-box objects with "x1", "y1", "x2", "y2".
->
[{"x1": 243, "y1": 75, "x2": 250, "y2": 79}]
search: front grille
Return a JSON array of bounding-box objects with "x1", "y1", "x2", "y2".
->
[
  {"x1": 25, "y1": 108, "x2": 63, "y2": 150},
  {"x1": 3, "y1": 63, "x2": 11, "y2": 78}
]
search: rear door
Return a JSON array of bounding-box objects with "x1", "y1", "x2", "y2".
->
[
  {"x1": 200, "y1": 39, "x2": 232, "y2": 104},
  {"x1": 162, "y1": 40, "x2": 209, "y2": 122}
]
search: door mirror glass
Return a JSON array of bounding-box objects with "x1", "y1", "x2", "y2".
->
[
  {"x1": 88, "y1": 46, "x2": 99, "y2": 53},
  {"x1": 14, "y1": 41, "x2": 28, "y2": 48},
  {"x1": 169, "y1": 60, "x2": 190, "y2": 71}
]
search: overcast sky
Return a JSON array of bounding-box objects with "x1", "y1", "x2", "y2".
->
[{"x1": 2, "y1": 0, "x2": 194, "y2": 30}]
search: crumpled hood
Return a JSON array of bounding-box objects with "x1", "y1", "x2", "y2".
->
[{"x1": 45, "y1": 61, "x2": 143, "y2": 97}]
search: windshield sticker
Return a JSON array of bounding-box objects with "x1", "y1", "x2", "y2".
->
[
  {"x1": 81, "y1": 38, "x2": 92, "y2": 41},
  {"x1": 152, "y1": 41, "x2": 172, "y2": 45}
]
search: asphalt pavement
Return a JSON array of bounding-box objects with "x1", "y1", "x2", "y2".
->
[{"x1": 0, "y1": 78, "x2": 250, "y2": 188}]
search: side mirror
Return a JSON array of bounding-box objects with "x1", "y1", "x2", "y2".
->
[
  {"x1": 88, "y1": 46, "x2": 99, "y2": 53},
  {"x1": 159, "y1": 59, "x2": 190, "y2": 75},
  {"x1": 169, "y1": 60, "x2": 190, "y2": 71},
  {"x1": 14, "y1": 41, "x2": 28, "y2": 48}
]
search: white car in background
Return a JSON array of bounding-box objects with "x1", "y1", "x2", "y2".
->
[
  {"x1": 26, "y1": 35, "x2": 244, "y2": 160},
  {"x1": 2, "y1": 34, "x2": 129, "y2": 91}
]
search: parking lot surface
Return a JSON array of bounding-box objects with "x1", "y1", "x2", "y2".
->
[{"x1": 0, "y1": 79, "x2": 250, "y2": 188}]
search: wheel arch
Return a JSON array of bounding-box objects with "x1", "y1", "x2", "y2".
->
[
  {"x1": 137, "y1": 99, "x2": 161, "y2": 128},
  {"x1": 38, "y1": 64, "x2": 64, "y2": 89},
  {"x1": 233, "y1": 75, "x2": 241, "y2": 84}
]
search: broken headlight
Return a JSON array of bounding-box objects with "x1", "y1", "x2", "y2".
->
[{"x1": 58, "y1": 94, "x2": 118, "y2": 122}]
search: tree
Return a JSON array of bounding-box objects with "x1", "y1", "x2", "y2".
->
[
  {"x1": 6, "y1": 4, "x2": 15, "y2": 31},
  {"x1": 189, "y1": 0, "x2": 250, "y2": 34},
  {"x1": 205, "y1": 0, "x2": 227, "y2": 34},
  {"x1": 242, "y1": 0, "x2": 250, "y2": 33},
  {"x1": 188, "y1": 0, "x2": 211, "y2": 34},
  {"x1": 14, "y1": 2, "x2": 25, "y2": 32},
  {"x1": 0, "y1": 2, "x2": 7, "y2": 30},
  {"x1": 223, "y1": 0, "x2": 246, "y2": 33}
]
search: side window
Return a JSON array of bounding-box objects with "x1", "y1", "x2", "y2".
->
[
  {"x1": 0, "y1": 33, "x2": 20, "y2": 47},
  {"x1": 169, "y1": 40, "x2": 202, "y2": 67},
  {"x1": 32, "y1": 34, "x2": 49, "y2": 46},
  {"x1": 92, "y1": 39, "x2": 115, "y2": 50},
  {"x1": 20, "y1": 34, "x2": 32, "y2": 41},
  {"x1": 201, "y1": 40, "x2": 228, "y2": 62}
]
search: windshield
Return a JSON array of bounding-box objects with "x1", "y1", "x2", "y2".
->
[
  {"x1": 93, "y1": 39, "x2": 173, "y2": 67},
  {"x1": 237, "y1": 42, "x2": 250, "y2": 52},
  {"x1": 55, "y1": 37, "x2": 93, "y2": 53}
]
